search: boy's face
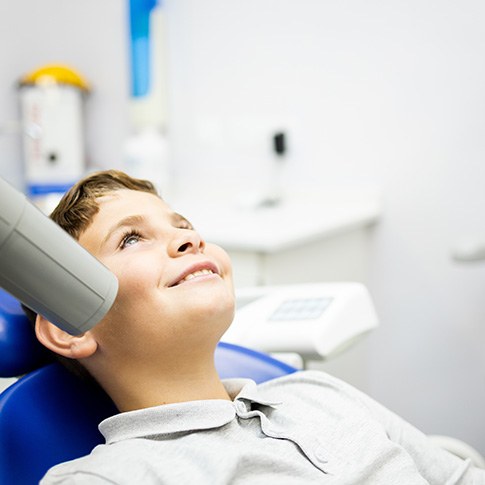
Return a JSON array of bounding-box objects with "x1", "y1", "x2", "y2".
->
[{"x1": 77, "y1": 189, "x2": 235, "y2": 363}]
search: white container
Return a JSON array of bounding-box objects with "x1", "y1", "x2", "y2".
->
[{"x1": 18, "y1": 65, "x2": 89, "y2": 204}]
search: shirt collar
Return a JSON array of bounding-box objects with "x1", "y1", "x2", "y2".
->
[
  {"x1": 226, "y1": 378, "x2": 282, "y2": 408},
  {"x1": 100, "y1": 378, "x2": 281, "y2": 444}
]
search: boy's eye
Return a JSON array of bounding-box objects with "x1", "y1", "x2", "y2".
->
[{"x1": 120, "y1": 230, "x2": 142, "y2": 249}]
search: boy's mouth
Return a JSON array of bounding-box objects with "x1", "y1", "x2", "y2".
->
[{"x1": 169, "y1": 262, "x2": 219, "y2": 287}]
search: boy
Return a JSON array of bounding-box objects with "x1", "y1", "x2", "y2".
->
[{"x1": 34, "y1": 170, "x2": 484, "y2": 484}]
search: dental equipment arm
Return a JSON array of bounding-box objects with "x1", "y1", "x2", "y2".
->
[{"x1": 0, "y1": 177, "x2": 118, "y2": 335}]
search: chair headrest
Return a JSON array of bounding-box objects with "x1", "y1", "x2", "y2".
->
[{"x1": 0, "y1": 289, "x2": 53, "y2": 377}]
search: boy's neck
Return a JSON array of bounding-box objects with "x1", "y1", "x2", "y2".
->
[{"x1": 97, "y1": 360, "x2": 231, "y2": 412}]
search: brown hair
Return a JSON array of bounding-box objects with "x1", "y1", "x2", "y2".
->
[
  {"x1": 50, "y1": 169, "x2": 158, "y2": 239},
  {"x1": 22, "y1": 170, "x2": 159, "y2": 385}
]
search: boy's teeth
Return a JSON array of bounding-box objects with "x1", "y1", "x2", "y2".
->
[{"x1": 182, "y1": 269, "x2": 214, "y2": 282}]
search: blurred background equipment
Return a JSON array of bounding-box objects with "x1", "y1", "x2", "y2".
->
[
  {"x1": 18, "y1": 64, "x2": 89, "y2": 212},
  {"x1": 123, "y1": 0, "x2": 170, "y2": 197}
]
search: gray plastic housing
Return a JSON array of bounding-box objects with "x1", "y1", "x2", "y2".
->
[{"x1": 0, "y1": 177, "x2": 118, "y2": 335}]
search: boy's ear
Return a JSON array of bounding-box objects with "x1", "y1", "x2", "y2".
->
[{"x1": 35, "y1": 314, "x2": 98, "y2": 359}]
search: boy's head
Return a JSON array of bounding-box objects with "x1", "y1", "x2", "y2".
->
[{"x1": 32, "y1": 170, "x2": 235, "y2": 408}]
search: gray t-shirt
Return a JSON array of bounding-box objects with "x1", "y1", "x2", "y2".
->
[{"x1": 41, "y1": 370, "x2": 484, "y2": 484}]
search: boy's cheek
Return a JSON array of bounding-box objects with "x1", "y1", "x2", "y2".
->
[
  {"x1": 206, "y1": 243, "x2": 233, "y2": 276},
  {"x1": 110, "y1": 273, "x2": 160, "y2": 304},
  {"x1": 107, "y1": 253, "x2": 161, "y2": 282}
]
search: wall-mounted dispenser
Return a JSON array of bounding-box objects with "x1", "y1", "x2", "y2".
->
[
  {"x1": 123, "y1": 0, "x2": 170, "y2": 198},
  {"x1": 18, "y1": 64, "x2": 90, "y2": 212}
]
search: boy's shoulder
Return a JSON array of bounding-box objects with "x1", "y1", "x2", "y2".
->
[
  {"x1": 253, "y1": 369, "x2": 379, "y2": 420},
  {"x1": 257, "y1": 369, "x2": 366, "y2": 400},
  {"x1": 41, "y1": 438, "x2": 175, "y2": 484}
]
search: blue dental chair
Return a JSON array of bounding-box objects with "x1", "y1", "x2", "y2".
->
[{"x1": 0, "y1": 289, "x2": 297, "y2": 484}]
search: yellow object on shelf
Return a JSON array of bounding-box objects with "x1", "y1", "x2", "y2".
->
[{"x1": 19, "y1": 64, "x2": 90, "y2": 92}]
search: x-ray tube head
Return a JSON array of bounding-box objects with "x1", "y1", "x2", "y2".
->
[{"x1": 0, "y1": 177, "x2": 118, "y2": 335}]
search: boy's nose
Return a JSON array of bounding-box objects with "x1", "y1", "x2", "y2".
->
[{"x1": 171, "y1": 230, "x2": 205, "y2": 256}]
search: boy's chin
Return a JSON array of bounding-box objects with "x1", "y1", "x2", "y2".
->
[
  {"x1": 193, "y1": 299, "x2": 235, "y2": 324},
  {"x1": 186, "y1": 297, "x2": 235, "y2": 332},
  {"x1": 176, "y1": 281, "x2": 234, "y2": 307}
]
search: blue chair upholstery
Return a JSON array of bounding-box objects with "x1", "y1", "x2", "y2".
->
[
  {"x1": 0, "y1": 289, "x2": 297, "y2": 484},
  {"x1": 0, "y1": 290, "x2": 52, "y2": 377}
]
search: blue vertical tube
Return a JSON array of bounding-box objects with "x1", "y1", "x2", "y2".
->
[{"x1": 129, "y1": 0, "x2": 160, "y2": 97}]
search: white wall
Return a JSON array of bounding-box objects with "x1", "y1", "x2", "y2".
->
[{"x1": 1, "y1": 0, "x2": 484, "y2": 453}]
